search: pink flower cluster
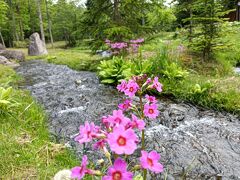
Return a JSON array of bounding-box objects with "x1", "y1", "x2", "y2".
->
[
  {"x1": 110, "y1": 42, "x2": 128, "y2": 49},
  {"x1": 130, "y1": 38, "x2": 145, "y2": 44},
  {"x1": 71, "y1": 75, "x2": 164, "y2": 180},
  {"x1": 105, "y1": 38, "x2": 145, "y2": 55}
]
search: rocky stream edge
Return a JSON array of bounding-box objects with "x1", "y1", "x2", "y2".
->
[{"x1": 16, "y1": 60, "x2": 240, "y2": 180}]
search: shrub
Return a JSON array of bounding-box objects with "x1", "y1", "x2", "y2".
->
[
  {"x1": 149, "y1": 46, "x2": 189, "y2": 80},
  {"x1": 97, "y1": 56, "x2": 133, "y2": 84},
  {"x1": 13, "y1": 40, "x2": 29, "y2": 48},
  {"x1": 0, "y1": 87, "x2": 19, "y2": 116}
]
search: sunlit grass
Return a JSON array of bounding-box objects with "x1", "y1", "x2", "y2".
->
[{"x1": 10, "y1": 41, "x2": 103, "y2": 71}]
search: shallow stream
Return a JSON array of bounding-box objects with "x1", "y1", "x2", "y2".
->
[{"x1": 17, "y1": 60, "x2": 240, "y2": 179}]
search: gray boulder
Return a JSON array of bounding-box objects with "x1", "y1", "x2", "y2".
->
[
  {"x1": 0, "y1": 55, "x2": 19, "y2": 68},
  {"x1": 0, "y1": 50, "x2": 25, "y2": 62},
  {"x1": 0, "y1": 43, "x2": 5, "y2": 50},
  {"x1": 28, "y1": 33, "x2": 48, "y2": 56}
]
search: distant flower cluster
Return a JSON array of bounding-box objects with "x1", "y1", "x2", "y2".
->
[
  {"x1": 105, "y1": 38, "x2": 145, "y2": 55},
  {"x1": 71, "y1": 75, "x2": 163, "y2": 180}
]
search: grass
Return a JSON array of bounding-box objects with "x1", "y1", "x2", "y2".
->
[
  {"x1": 161, "y1": 73, "x2": 240, "y2": 114},
  {"x1": 8, "y1": 33, "x2": 240, "y2": 116},
  {"x1": 138, "y1": 30, "x2": 240, "y2": 115},
  {"x1": 11, "y1": 41, "x2": 103, "y2": 72},
  {"x1": 0, "y1": 64, "x2": 79, "y2": 178}
]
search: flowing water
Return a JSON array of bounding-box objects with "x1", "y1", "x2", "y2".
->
[{"x1": 16, "y1": 60, "x2": 240, "y2": 180}]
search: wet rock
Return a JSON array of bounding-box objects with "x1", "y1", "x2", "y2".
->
[
  {"x1": 0, "y1": 55, "x2": 8, "y2": 62},
  {"x1": 16, "y1": 60, "x2": 240, "y2": 179},
  {"x1": 234, "y1": 67, "x2": 240, "y2": 74},
  {"x1": 28, "y1": 33, "x2": 48, "y2": 56},
  {"x1": 0, "y1": 49, "x2": 25, "y2": 61},
  {"x1": 96, "y1": 50, "x2": 112, "y2": 57}
]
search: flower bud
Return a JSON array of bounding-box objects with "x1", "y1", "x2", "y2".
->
[{"x1": 97, "y1": 159, "x2": 105, "y2": 165}]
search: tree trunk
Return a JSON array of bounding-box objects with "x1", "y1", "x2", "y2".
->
[
  {"x1": 113, "y1": 0, "x2": 120, "y2": 24},
  {"x1": 36, "y1": 0, "x2": 46, "y2": 46},
  {"x1": 8, "y1": 0, "x2": 19, "y2": 43},
  {"x1": 28, "y1": 0, "x2": 34, "y2": 32},
  {"x1": 189, "y1": 6, "x2": 193, "y2": 42},
  {"x1": 0, "y1": 30, "x2": 6, "y2": 48},
  {"x1": 16, "y1": 1, "x2": 24, "y2": 41},
  {"x1": 45, "y1": 0, "x2": 54, "y2": 48}
]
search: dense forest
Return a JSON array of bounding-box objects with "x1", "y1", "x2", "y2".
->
[{"x1": 0, "y1": 0, "x2": 239, "y2": 61}]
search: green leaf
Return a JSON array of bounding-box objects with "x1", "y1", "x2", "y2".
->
[{"x1": 133, "y1": 174, "x2": 143, "y2": 180}]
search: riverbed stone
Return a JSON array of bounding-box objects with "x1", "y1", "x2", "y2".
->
[
  {"x1": 16, "y1": 60, "x2": 240, "y2": 179},
  {"x1": 28, "y1": 33, "x2": 48, "y2": 56},
  {"x1": 0, "y1": 49, "x2": 25, "y2": 61}
]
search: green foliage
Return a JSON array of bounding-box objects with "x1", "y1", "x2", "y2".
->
[
  {"x1": 162, "y1": 62, "x2": 189, "y2": 80},
  {"x1": 134, "y1": 174, "x2": 143, "y2": 180},
  {"x1": 51, "y1": 0, "x2": 84, "y2": 46},
  {"x1": 130, "y1": 58, "x2": 152, "y2": 77},
  {"x1": 82, "y1": 0, "x2": 176, "y2": 50},
  {"x1": 98, "y1": 44, "x2": 189, "y2": 85},
  {"x1": 184, "y1": 0, "x2": 230, "y2": 60},
  {"x1": 0, "y1": 64, "x2": 19, "y2": 86},
  {"x1": 0, "y1": 87, "x2": 19, "y2": 116},
  {"x1": 104, "y1": 26, "x2": 132, "y2": 41},
  {"x1": 45, "y1": 48, "x2": 102, "y2": 71},
  {"x1": 149, "y1": 45, "x2": 189, "y2": 80},
  {"x1": 0, "y1": 0, "x2": 8, "y2": 27},
  {"x1": 215, "y1": 22, "x2": 240, "y2": 68},
  {"x1": 13, "y1": 40, "x2": 28, "y2": 48},
  {"x1": 97, "y1": 56, "x2": 133, "y2": 84},
  {"x1": 147, "y1": 6, "x2": 176, "y2": 31}
]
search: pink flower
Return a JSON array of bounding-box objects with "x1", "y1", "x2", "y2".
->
[
  {"x1": 140, "y1": 150, "x2": 164, "y2": 173},
  {"x1": 152, "y1": 77, "x2": 163, "y2": 92},
  {"x1": 143, "y1": 103, "x2": 159, "y2": 119},
  {"x1": 105, "y1": 39, "x2": 111, "y2": 46},
  {"x1": 146, "y1": 78, "x2": 152, "y2": 84},
  {"x1": 93, "y1": 139, "x2": 107, "y2": 150},
  {"x1": 71, "y1": 155, "x2": 89, "y2": 179},
  {"x1": 130, "y1": 114, "x2": 145, "y2": 130},
  {"x1": 145, "y1": 94, "x2": 157, "y2": 104},
  {"x1": 124, "y1": 80, "x2": 139, "y2": 98},
  {"x1": 107, "y1": 125, "x2": 138, "y2": 155},
  {"x1": 74, "y1": 122, "x2": 99, "y2": 144},
  {"x1": 102, "y1": 116, "x2": 110, "y2": 129},
  {"x1": 108, "y1": 110, "x2": 131, "y2": 127},
  {"x1": 130, "y1": 38, "x2": 144, "y2": 44},
  {"x1": 102, "y1": 158, "x2": 133, "y2": 180},
  {"x1": 117, "y1": 80, "x2": 127, "y2": 92},
  {"x1": 118, "y1": 99, "x2": 132, "y2": 111}
]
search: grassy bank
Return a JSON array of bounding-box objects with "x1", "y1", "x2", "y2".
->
[
  {"x1": 12, "y1": 41, "x2": 103, "y2": 72},
  {"x1": 10, "y1": 37, "x2": 240, "y2": 115},
  {"x1": 141, "y1": 29, "x2": 240, "y2": 115},
  {"x1": 0, "y1": 65, "x2": 78, "y2": 178},
  {"x1": 96, "y1": 30, "x2": 240, "y2": 115}
]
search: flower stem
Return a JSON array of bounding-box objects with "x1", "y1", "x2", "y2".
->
[
  {"x1": 139, "y1": 94, "x2": 145, "y2": 150},
  {"x1": 143, "y1": 169, "x2": 147, "y2": 180},
  {"x1": 141, "y1": 130, "x2": 145, "y2": 150},
  {"x1": 114, "y1": 153, "x2": 119, "y2": 160}
]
